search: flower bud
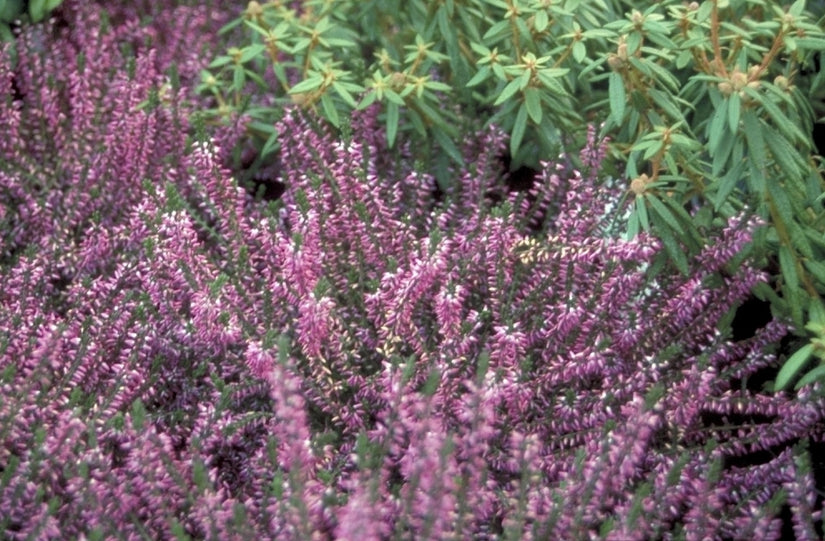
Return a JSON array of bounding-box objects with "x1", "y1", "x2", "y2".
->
[
  {"x1": 731, "y1": 70, "x2": 748, "y2": 90},
  {"x1": 630, "y1": 174, "x2": 650, "y2": 195},
  {"x1": 245, "y1": 1, "x2": 263, "y2": 19},
  {"x1": 291, "y1": 92, "x2": 309, "y2": 106},
  {"x1": 389, "y1": 71, "x2": 406, "y2": 89},
  {"x1": 607, "y1": 54, "x2": 624, "y2": 71},
  {"x1": 717, "y1": 81, "x2": 733, "y2": 96},
  {"x1": 774, "y1": 75, "x2": 789, "y2": 90}
]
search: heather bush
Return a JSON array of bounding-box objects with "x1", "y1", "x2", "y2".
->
[{"x1": 1, "y1": 4, "x2": 824, "y2": 538}]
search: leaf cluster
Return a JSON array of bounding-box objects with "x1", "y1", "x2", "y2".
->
[
  {"x1": 600, "y1": 0, "x2": 825, "y2": 389},
  {"x1": 199, "y1": 0, "x2": 629, "y2": 185}
]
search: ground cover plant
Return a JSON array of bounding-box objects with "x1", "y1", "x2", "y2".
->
[
  {"x1": 200, "y1": 0, "x2": 825, "y2": 389},
  {"x1": 1, "y1": 0, "x2": 824, "y2": 539}
]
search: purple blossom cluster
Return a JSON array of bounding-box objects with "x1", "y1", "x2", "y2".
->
[{"x1": 1, "y1": 2, "x2": 823, "y2": 539}]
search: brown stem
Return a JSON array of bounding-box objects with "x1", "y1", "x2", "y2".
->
[
  {"x1": 710, "y1": 0, "x2": 728, "y2": 77},
  {"x1": 552, "y1": 42, "x2": 574, "y2": 69},
  {"x1": 754, "y1": 32, "x2": 785, "y2": 79}
]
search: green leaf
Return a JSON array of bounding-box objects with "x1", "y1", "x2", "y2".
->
[
  {"x1": 630, "y1": 139, "x2": 660, "y2": 155},
  {"x1": 467, "y1": 66, "x2": 491, "y2": 87},
  {"x1": 572, "y1": 41, "x2": 586, "y2": 63},
  {"x1": 675, "y1": 50, "x2": 692, "y2": 69},
  {"x1": 635, "y1": 195, "x2": 650, "y2": 232},
  {"x1": 510, "y1": 104, "x2": 528, "y2": 158},
  {"x1": 795, "y1": 363, "x2": 825, "y2": 389},
  {"x1": 536, "y1": 68, "x2": 570, "y2": 92},
  {"x1": 421, "y1": 367, "x2": 441, "y2": 396},
  {"x1": 415, "y1": 98, "x2": 451, "y2": 129},
  {"x1": 775, "y1": 343, "x2": 815, "y2": 390},
  {"x1": 629, "y1": 57, "x2": 679, "y2": 93},
  {"x1": 608, "y1": 72, "x2": 626, "y2": 124},
  {"x1": 711, "y1": 125, "x2": 736, "y2": 177},
  {"x1": 643, "y1": 140, "x2": 664, "y2": 161},
  {"x1": 627, "y1": 210, "x2": 641, "y2": 238},
  {"x1": 0, "y1": 0, "x2": 24, "y2": 23},
  {"x1": 386, "y1": 101, "x2": 399, "y2": 148},
  {"x1": 651, "y1": 208, "x2": 688, "y2": 274},
  {"x1": 407, "y1": 108, "x2": 426, "y2": 137},
  {"x1": 259, "y1": 130, "x2": 280, "y2": 161},
  {"x1": 28, "y1": 0, "x2": 47, "y2": 22},
  {"x1": 810, "y1": 298, "x2": 825, "y2": 326},
  {"x1": 383, "y1": 89, "x2": 406, "y2": 106},
  {"x1": 424, "y1": 80, "x2": 452, "y2": 92},
  {"x1": 356, "y1": 90, "x2": 378, "y2": 110},
  {"x1": 47, "y1": 1, "x2": 66, "y2": 17},
  {"x1": 648, "y1": 194, "x2": 683, "y2": 234},
  {"x1": 708, "y1": 99, "x2": 728, "y2": 153},
  {"x1": 767, "y1": 178, "x2": 809, "y2": 256},
  {"x1": 763, "y1": 126, "x2": 803, "y2": 181},
  {"x1": 495, "y1": 77, "x2": 523, "y2": 106},
  {"x1": 232, "y1": 65, "x2": 245, "y2": 92},
  {"x1": 433, "y1": 128, "x2": 464, "y2": 166},
  {"x1": 648, "y1": 88, "x2": 685, "y2": 123},
  {"x1": 470, "y1": 41, "x2": 492, "y2": 57},
  {"x1": 626, "y1": 32, "x2": 642, "y2": 55},
  {"x1": 240, "y1": 44, "x2": 266, "y2": 63},
  {"x1": 779, "y1": 245, "x2": 800, "y2": 294},
  {"x1": 778, "y1": 244, "x2": 804, "y2": 327},
  {"x1": 524, "y1": 87, "x2": 542, "y2": 124},
  {"x1": 332, "y1": 82, "x2": 358, "y2": 108},
  {"x1": 788, "y1": 0, "x2": 805, "y2": 17},
  {"x1": 712, "y1": 159, "x2": 745, "y2": 209},
  {"x1": 244, "y1": 69, "x2": 267, "y2": 89},
  {"x1": 320, "y1": 93, "x2": 340, "y2": 127},
  {"x1": 804, "y1": 260, "x2": 825, "y2": 289},
  {"x1": 517, "y1": 69, "x2": 532, "y2": 90},
  {"x1": 795, "y1": 37, "x2": 825, "y2": 51},
  {"x1": 727, "y1": 93, "x2": 741, "y2": 133},
  {"x1": 492, "y1": 63, "x2": 507, "y2": 81},
  {"x1": 131, "y1": 399, "x2": 147, "y2": 431},
  {"x1": 289, "y1": 76, "x2": 324, "y2": 95},
  {"x1": 535, "y1": 9, "x2": 549, "y2": 32},
  {"x1": 747, "y1": 87, "x2": 809, "y2": 144},
  {"x1": 483, "y1": 19, "x2": 510, "y2": 42},
  {"x1": 742, "y1": 111, "x2": 767, "y2": 194}
]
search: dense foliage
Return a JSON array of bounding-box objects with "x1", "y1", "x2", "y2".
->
[
  {"x1": 200, "y1": 0, "x2": 825, "y2": 389},
  {"x1": 1, "y1": 2, "x2": 824, "y2": 539},
  {"x1": 1, "y1": 0, "x2": 824, "y2": 539}
]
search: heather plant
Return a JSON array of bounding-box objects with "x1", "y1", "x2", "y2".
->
[
  {"x1": 2, "y1": 4, "x2": 825, "y2": 536},
  {"x1": 200, "y1": 0, "x2": 825, "y2": 389}
]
